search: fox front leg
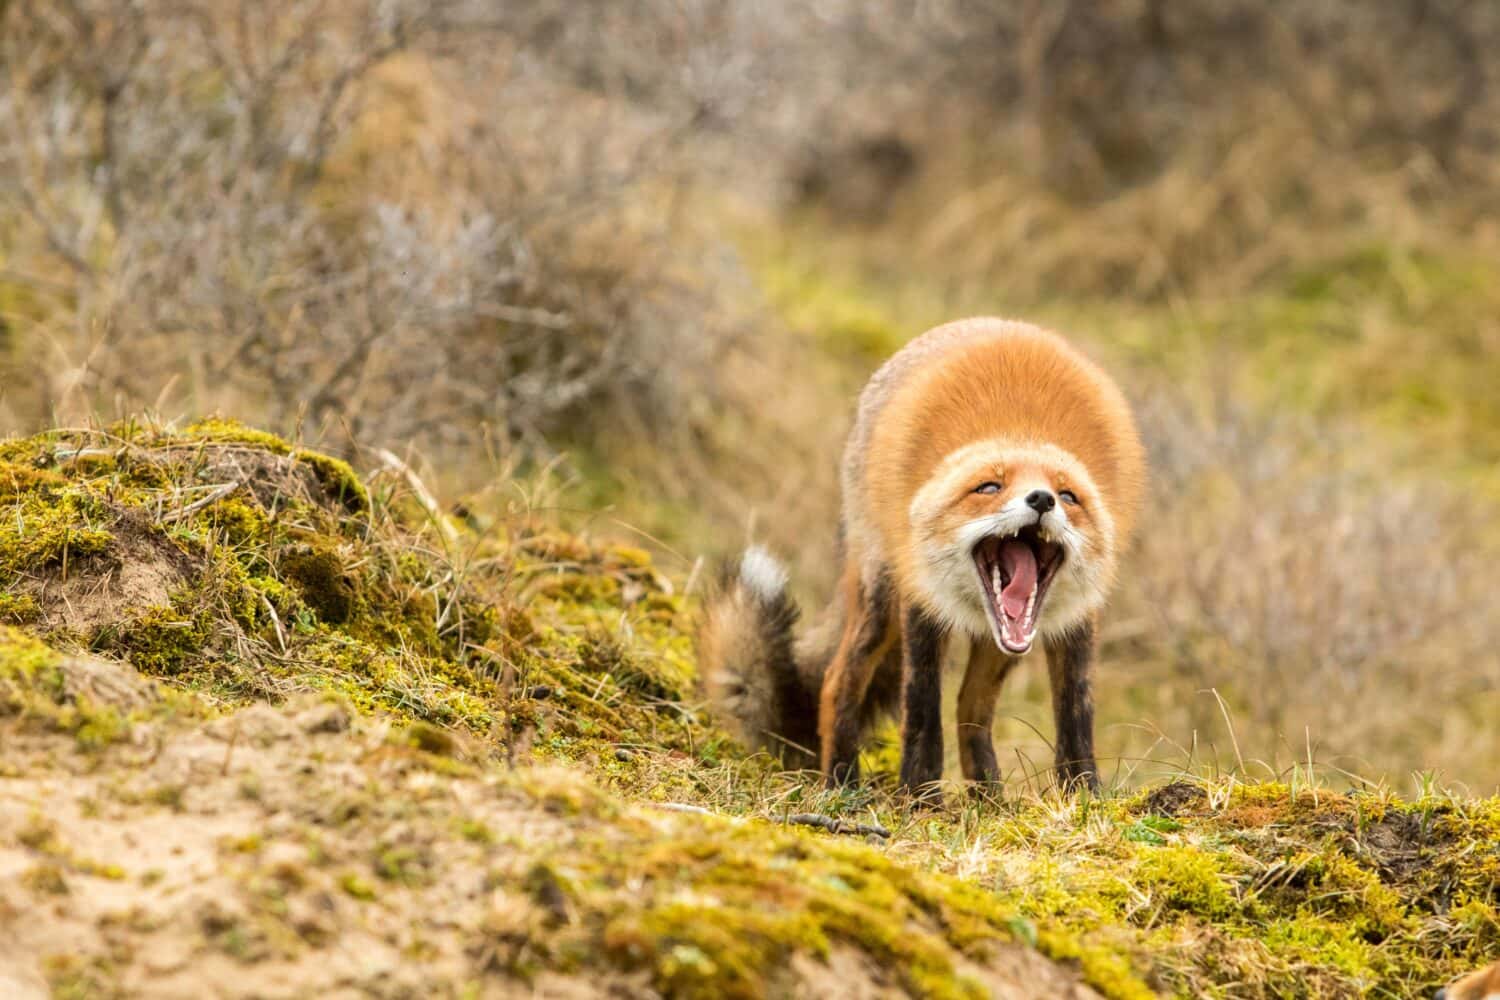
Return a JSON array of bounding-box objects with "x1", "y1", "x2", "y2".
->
[
  {"x1": 898, "y1": 604, "x2": 947, "y2": 802},
  {"x1": 957, "y1": 640, "x2": 1020, "y2": 787},
  {"x1": 1044, "y1": 618, "x2": 1101, "y2": 793}
]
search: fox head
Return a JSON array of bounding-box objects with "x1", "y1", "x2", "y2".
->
[{"x1": 907, "y1": 440, "x2": 1118, "y2": 655}]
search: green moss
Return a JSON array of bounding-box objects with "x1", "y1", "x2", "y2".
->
[
  {"x1": 458, "y1": 818, "x2": 494, "y2": 843},
  {"x1": 1259, "y1": 916, "x2": 1381, "y2": 978},
  {"x1": 600, "y1": 831, "x2": 960, "y2": 997},
  {"x1": 1272, "y1": 850, "x2": 1409, "y2": 937},
  {"x1": 22, "y1": 861, "x2": 71, "y2": 895},
  {"x1": 973, "y1": 781, "x2": 1500, "y2": 997},
  {"x1": 182, "y1": 417, "x2": 293, "y2": 455},
  {"x1": 401, "y1": 720, "x2": 463, "y2": 757},
  {"x1": 606, "y1": 899, "x2": 830, "y2": 1000},
  {"x1": 43, "y1": 954, "x2": 120, "y2": 1000},
  {"x1": 374, "y1": 842, "x2": 433, "y2": 886},
  {"x1": 1446, "y1": 897, "x2": 1500, "y2": 952},
  {"x1": 1035, "y1": 929, "x2": 1157, "y2": 1000},
  {"x1": 339, "y1": 872, "x2": 377, "y2": 901},
  {"x1": 0, "y1": 592, "x2": 41, "y2": 623},
  {"x1": 0, "y1": 627, "x2": 60, "y2": 694},
  {"x1": 280, "y1": 544, "x2": 356, "y2": 625},
  {"x1": 471, "y1": 786, "x2": 1169, "y2": 1000},
  {"x1": 0, "y1": 628, "x2": 143, "y2": 748},
  {"x1": 177, "y1": 418, "x2": 366, "y2": 511},
  {"x1": 204, "y1": 497, "x2": 268, "y2": 547},
  {"x1": 74, "y1": 857, "x2": 127, "y2": 881},
  {"x1": 0, "y1": 460, "x2": 65, "y2": 500},
  {"x1": 72, "y1": 700, "x2": 128, "y2": 750},
  {"x1": 0, "y1": 490, "x2": 113, "y2": 580},
  {"x1": 101, "y1": 603, "x2": 209, "y2": 676},
  {"x1": 573, "y1": 633, "x2": 689, "y2": 704},
  {"x1": 1133, "y1": 845, "x2": 1238, "y2": 920},
  {"x1": 0, "y1": 421, "x2": 524, "y2": 743},
  {"x1": 229, "y1": 834, "x2": 264, "y2": 854},
  {"x1": 294, "y1": 448, "x2": 370, "y2": 513}
]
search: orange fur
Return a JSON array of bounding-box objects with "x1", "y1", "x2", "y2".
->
[
  {"x1": 1440, "y1": 960, "x2": 1500, "y2": 1000},
  {"x1": 863, "y1": 320, "x2": 1145, "y2": 620}
]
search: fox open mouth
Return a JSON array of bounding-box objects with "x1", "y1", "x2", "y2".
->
[{"x1": 972, "y1": 525, "x2": 1064, "y2": 654}]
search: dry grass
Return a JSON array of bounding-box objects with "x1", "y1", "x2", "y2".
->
[
  {"x1": 0, "y1": 0, "x2": 764, "y2": 468},
  {"x1": 1112, "y1": 389, "x2": 1500, "y2": 786}
]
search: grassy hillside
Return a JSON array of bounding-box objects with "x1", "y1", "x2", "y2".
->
[{"x1": 1, "y1": 420, "x2": 1495, "y2": 998}]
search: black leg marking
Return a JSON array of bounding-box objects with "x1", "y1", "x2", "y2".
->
[
  {"x1": 898, "y1": 604, "x2": 947, "y2": 801},
  {"x1": 957, "y1": 641, "x2": 1018, "y2": 787},
  {"x1": 964, "y1": 732, "x2": 1000, "y2": 786},
  {"x1": 1044, "y1": 619, "x2": 1100, "y2": 793}
]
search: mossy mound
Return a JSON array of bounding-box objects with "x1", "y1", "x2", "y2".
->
[
  {"x1": 0, "y1": 419, "x2": 489, "y2": 726},
  {"x1": 897, "y1": 780, "x2": 1498, "y2": 998},
  {"x1": 498, "y1": 769, "x2": 1114, "y2": 1000},
  {"x1": 0, "y1": 626, "x2": 165, "y2": 752},
  {"x1": 0, "y1": 419, "x2": 717, "y2": 776}
]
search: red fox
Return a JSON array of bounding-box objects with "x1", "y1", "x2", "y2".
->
[
  {"x1": 700, "y1": 318, "x2": 1145, "y2": 797},
  {"x1": 1437, "y1": 961, "x2": 1500, "y2": 1000}
]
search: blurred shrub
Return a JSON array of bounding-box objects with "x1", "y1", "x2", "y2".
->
[
  {"x1": 4, "y1": 0, "x2": 1498, "y2": 444},
  {"x1": 0, "y1": 0, "x2": 787, "y2": 463},
  {"x1": 780, "y1": 0, "x2": 1500, "y2": 298},
  {"x1": 1115, "y1": 384, "x2": 1499, "y2": 778}
]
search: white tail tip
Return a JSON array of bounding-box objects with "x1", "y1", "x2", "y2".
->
[{"x1": 739, "y1": 545, "x2": 788, "y2": 601}]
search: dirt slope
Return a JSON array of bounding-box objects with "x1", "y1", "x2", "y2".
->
[{"x1": 0, "y1": 649, "x2": 1097, "y2": 999}]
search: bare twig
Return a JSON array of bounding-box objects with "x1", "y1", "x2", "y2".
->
[
  {"x1": 160, "y1": 481, "x2": 241, "y2": 523},
  {"x1": 784, "y1": 813, "x2": 891, "y2": 839},
  {"x1": 372, "y1": 448, "x2": 460, "y2": 545}
]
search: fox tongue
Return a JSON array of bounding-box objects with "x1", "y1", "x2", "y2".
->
[{"x1": 998, "y1": 538, "x2": 1037, "y2": 620}]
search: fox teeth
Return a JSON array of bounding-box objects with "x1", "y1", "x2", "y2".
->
[
  {"x1": 992, "y1": 564, "x2": 1002, "y2": 593},
  {"x1": 1025, "y1": 585, "x2": 1036, "y2": 623}
]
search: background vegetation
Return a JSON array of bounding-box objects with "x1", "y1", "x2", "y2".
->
[{"x1": 1, "y1": 0, "x2": 1497, "y2": 792}]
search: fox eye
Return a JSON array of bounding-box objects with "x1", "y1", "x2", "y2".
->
[
  {"x1": 974, "y1": 482, "x2": 1002, "y2": 495},
  {"x1": 1059, "y1": 490, "x2": 1079, "y2": 506}
]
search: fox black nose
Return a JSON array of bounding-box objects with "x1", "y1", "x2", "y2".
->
[{"x1": 1026, "y1": 489, "x2": 1055, "y2": 514}]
